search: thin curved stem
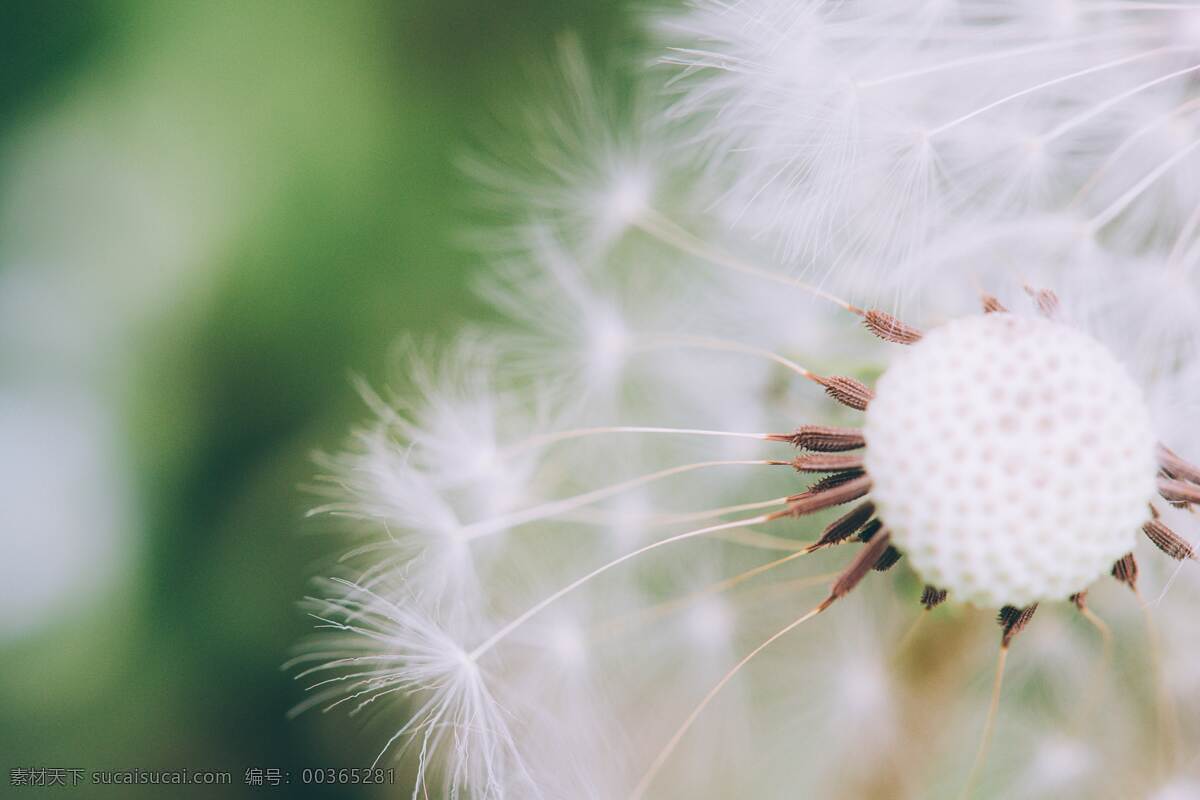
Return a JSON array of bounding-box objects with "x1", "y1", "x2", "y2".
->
[
  {"x1": 857, "y1": 33, "x2": 1128, "y2": 89},
  {"x1": 635, "y1": 333, "x2": 819, "y2": 382},
  {"x1": 634, "y1": 208, "x2": 859, "y2": 313},
  {"x1": 957, "y1": 646, "x2": 1009, "y2": 800},
  {"x1": 591, "y1": 554, "x2": 833, "y2": 643},
  {"x1": 1070, "y1": 606, "x2": 1114, "y2": 734},
  {"x1": 558, "y1": 496, "x2": 793, "y2": 530},
  {"x1": 467, "y1": 513, "x2": 776, "y2": 661},
  {"x1": 1088, "y1": 138, "x2": 1200, "y2": 232},
  {"x1": 1040, "y1": 62, "x2": 1200, "y2": 144},
  {"x1": 709, "y1": 527, "x2": 811, "y2": 552},
  {"x1": 460, "y1": 459, "x2": 787, "y2": 540},
  {"x1": 1168, "y1": 198, "x2": 1200, "y2": 272},
  {"x1": 1070, "y1": 97, "x2": 1200, "y2": 208},
  {"x1": 648, "y1": 496, "x2": 794, "y2": 526},
  {"x1": 1136, "y1": 589, "x2": 1180, "y2": 772},
  {"x1": 893, "y1": 609, "x2": 930, "y2": 658},
  {"x1": 630, "y1": 604, "x2": 826, "y2": 800},
  {"x1": 501, "y1": 425, "x2": 781, "y2": 458},
  {"x1": 929, "y1": 46, "x2": 1183, "y2": 138}
]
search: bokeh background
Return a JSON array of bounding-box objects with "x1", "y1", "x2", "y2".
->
[{"x1": 0, "y1": 2, "x2": 639, "y2": 796}]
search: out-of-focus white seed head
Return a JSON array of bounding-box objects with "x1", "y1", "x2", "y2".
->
[
  {"x1": 863, "y1": 313, "x2": 1158, "y2": 607},
  {"x1": 1022, "y1": 734, "x2": 1094, "y2": 791},
  {"x1": 1151, "y1": 779, "x2": 1200, "y2": 800},
  {"x1": 684, "y1": 594, "x2": 734, "y2": 650},
  {"x1": 547, "y1": 620, "x2": 588, "y2": 668},
  {"x1": 1171, "y1": 9, "x2": 1200, "y2": 51},
  {"x1": 592, "y1": 165, "x2": 653, "y2": 242},
  {"x1": 836, "y1": 654, "x2": 891, "y2": 723}
]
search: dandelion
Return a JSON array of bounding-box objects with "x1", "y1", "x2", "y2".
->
[
  {"x1": 295, "y1": 7, "x2": 1200, "y2": 798},
  {"x1": 298, "y1": 289, "x2": 1200, "y2": 796}
]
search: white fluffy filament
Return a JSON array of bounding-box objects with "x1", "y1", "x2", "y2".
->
[
  {"x1": 467, "y1": 513, "x2": 777, "y2": 661},
  {"x1": 459, "y1": 459, "x2": 787, "y2": 540},
  {"x1": 633, "y1": 207, "x2": 857, "y2": 312},
  {"x1": 630, "y1": 604, "x2": 826, "y2": 800},
  {"x1": 502, "y1": 425, "x2": 779, "y2": 456}
]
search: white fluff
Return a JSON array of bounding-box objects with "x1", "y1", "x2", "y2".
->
[{"x1": 662, "y1": 0, "x2": 1200, "y2": 305}]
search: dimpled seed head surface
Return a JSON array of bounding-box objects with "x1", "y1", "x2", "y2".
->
[{"x1": 862, "y1": 313, "x2": 1158, "y2": 608}]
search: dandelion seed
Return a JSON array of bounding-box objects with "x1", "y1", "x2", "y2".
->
[{"x1": 290, "y1": 580, "x2": 536, "y2": 799}]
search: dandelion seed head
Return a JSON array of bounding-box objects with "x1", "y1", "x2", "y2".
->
[{"x1": 864, "y1": 313, "x2": 1157, "y2": 606}]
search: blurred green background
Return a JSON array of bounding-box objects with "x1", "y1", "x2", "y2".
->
[{"x1": 0, "y1": 1, "x2": 637, "y2": 796}]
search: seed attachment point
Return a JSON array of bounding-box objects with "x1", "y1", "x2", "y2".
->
[
  {"x1": 980, "y1": 294, "x2": 1007, "y2": 314},
  {"x1": 1023, "y1": 286, "x2": 1060, "y2": 317},
  {"x1": 819, "y1": 531, "x2": 894, "y2": 611},
  {"x1": 863, "y1": 310, "x2": 923, "y2": 345},
  {"x1": 921, "y1": 585, "x2": 948, "y2": 609},
  {"x1": 1158, "y1": 445, "x2": 1200, "y2": 486},
  {"x1": 786, "y1": 425, "x2": 866, "y2": 452},
  {"x1": 808, "y1": 501, "x2": 876, "y2": 552},
  {"x1": 817, "y1": 375, "x2": 874, "y2": 411},
  {"x1": 1143, "y1": 520, "x2": 1195, "y2": 561},
  {"x1": 1111, "y1": 553, "x2": 1139, "y2": 591},
  {"x1": 792, "y1": 453, "x2": 865, "y2": 473},
  {"x1": 998, "y1": 604, "x2": 1039, "y2": 648}
]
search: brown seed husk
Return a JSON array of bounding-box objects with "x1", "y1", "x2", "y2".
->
[
  {"x1": 1143, "y1": 519, "x2": 1195, "y2": 561},
  {"x1": 792, "y1": 453, "x2": 866, "y2": 473},
  {"x1": 981, "y1": 294, "x2": 1007, "y2": 314},
  {"x1": 856, "y1": 519, "x2": 884, "y2": 543},
  {"x1": 872, "y1": 545, "x2": 903, "y2": 572},
  {"x1": 820, "y1": 531, "x2": 893, "y2": 611},
  {"x1": 863, "y1": 310, "x2": 923, "y2": 345},
  {"x1": 921, "y1": 585, "x2": 948, "y2": 609},
  {"x1": 1024, "y1": 286, "x2": 1060, "y2": 317},
  {"x1": 788, "y1": 425, "x2": 866, "y2": 452},
  {"x1": 1158, "y1": 478, "x2": 1200, "y2": 504},
  {"x1": 808, "y1": 501, "x2": 876, "y2": 551},
  {"x1": 808, "y1": 469, "x2": 867, "y2": 495},
  {"x1": 1111, "y1": 552, "x2": 1139, "y2": 591},
  {"x1": 817, "y1": 376, "x2": 874, "y2": 411},
  {"x1": 998, "y1": 604, "x2": 1038, "y2": 648},
  {"x1": 1158, "y1": 445, "x2": 1200, "y2": 485},
  {"x1": 774, "y1": 475, "x2": 872, "y2": 519}
]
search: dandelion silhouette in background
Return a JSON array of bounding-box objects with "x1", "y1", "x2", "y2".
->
[{"x1": 293, "y1": 3, "x2": 1200, "y2": 798}]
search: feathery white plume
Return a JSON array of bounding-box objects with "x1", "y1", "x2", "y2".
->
[{"x1": 292, "y1": 578, "x2": 536, "y2": 798}]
